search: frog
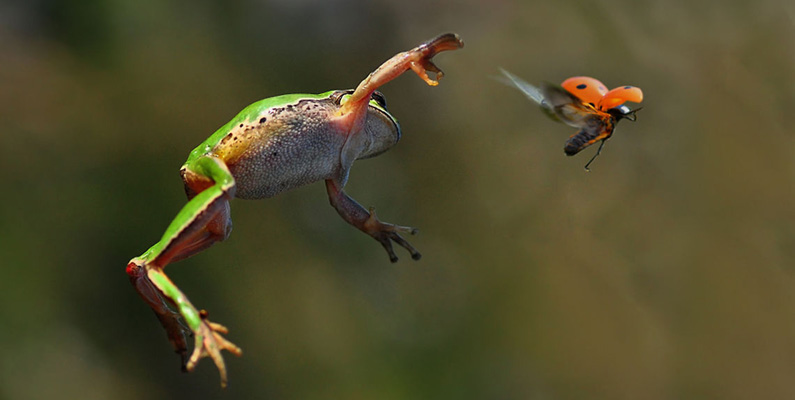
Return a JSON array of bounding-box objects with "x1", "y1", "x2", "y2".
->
[{"x1": 126, "y1": 33, "x2": 464, "y2": 387}]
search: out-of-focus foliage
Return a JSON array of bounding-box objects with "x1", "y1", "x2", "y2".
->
[{"x1": 1, "y1": 0, "x2": 793, "y2": 399}]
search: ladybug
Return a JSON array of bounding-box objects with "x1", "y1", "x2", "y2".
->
[{"x1": 500, "y1": 69, "x2": 644, "y2": 171}]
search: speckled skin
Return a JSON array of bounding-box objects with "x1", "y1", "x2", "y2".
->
[
  {"x1": 181, "y1": 91, "x2": 400, "y2": 199},
  {"x1": 182, "y1": 91, "x2": 399, "y2": 199}
]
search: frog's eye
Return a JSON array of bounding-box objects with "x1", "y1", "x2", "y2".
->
[
  {"x1": 371, "y1": 91, "x2": 388, "y2": 110},
  {"x1": 331, "y1": 89, "x2": 355, "y2": 105}
]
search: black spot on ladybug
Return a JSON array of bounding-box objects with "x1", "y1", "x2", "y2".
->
[
  {"x1": 576, "y1": 84, "x2": 587, "y2": 89},
  {"x1": 259, "y1": 117, "x2": 267, "y2": 124},
  {"x1": 624, "y1": 86, "x2": 632, "y2": 89}
]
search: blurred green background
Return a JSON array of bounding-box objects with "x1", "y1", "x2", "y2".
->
[{"x1": 1, "y1": 0, "x2": 793, "y2": 398}]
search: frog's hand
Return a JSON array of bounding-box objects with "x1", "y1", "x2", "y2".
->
[
  {"x1": 126, "y1": 155, "x2": 241, "y2": 387},
  {"x1": 325, "y1": 179, "x2": 421, "y2": 262},
  {"x1": 340, "y1": 33, "x2": 464, "y2": 116}
]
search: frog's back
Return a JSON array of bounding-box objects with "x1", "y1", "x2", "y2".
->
[{"x1": 198, "y1": 94, "x2": 346, "y2": 199}]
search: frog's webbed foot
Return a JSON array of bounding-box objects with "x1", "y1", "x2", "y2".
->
[
  {"x1": 186, "y1": 311, "x2": 243, "y2": 388},
  {"x1": 363, "y1": 207, "x2": 422, "y2": 262}
]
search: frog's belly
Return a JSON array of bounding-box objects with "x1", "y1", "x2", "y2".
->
[{"x1": 229, "y1": 132, "x2": 345, "y2": 199}]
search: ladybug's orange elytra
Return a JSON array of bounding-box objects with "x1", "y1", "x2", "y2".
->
[
  {"x1": 561, "y1": 76, "x2": 608, "y2": 107},
  {"x1": 598, "y1": 85, "x2": 644, "y2": 110}
]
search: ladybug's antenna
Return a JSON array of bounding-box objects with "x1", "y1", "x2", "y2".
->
[{"x1": 583, "y1": 140, "x2": 607, "y2": 171}]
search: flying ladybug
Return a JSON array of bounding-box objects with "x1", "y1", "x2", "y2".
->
[{"x1": 499, "y1": 69, "x2": 644, "y2": 171}]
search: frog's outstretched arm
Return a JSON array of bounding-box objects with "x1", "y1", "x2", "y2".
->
[
  {"x1": 127, "y1": 156, "x2": 241, "y2": 387},
  {"x1": 338, "y1": 33, "x2": 464, "y2": 129},
  {"x1": 332, "y1": 33, "x2": 463, "y2": 261}
]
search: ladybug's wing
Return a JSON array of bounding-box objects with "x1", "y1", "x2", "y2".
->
[
  {"x1": 599, "y1": 85, "x2": 644, "y2": 111},
  {"x1": 561, "y1": 77, "x2": 608, "y2": 106},
  {"x1": 563, "y1": 115, "x2": 614, "y2": 156},
  {"x1": 540, "y1": 83, "x2": 599, "y2": 129},
  {"x1": 498, "y1": 69, "x2": 546, "y2": 106}
]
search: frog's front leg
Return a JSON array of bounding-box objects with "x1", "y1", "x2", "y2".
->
[
  {"x1": 326, "y1": 179, "x2": 421, "y2": 262},
  {"x1": 338, "y1": 33, "x2": 464, "y2": 125},
  {"x1": 126, "y1": 155, "x2": 241, "y2": 387}
]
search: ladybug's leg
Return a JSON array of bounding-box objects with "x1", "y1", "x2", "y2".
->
[{"x1": 583, "y1": 140, "x2": 607, "y2": 171}]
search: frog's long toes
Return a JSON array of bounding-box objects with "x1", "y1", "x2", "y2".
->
[
  {"x1": 390, "y1": 233, "x2": 422, "y2": 261},
  {"x1": 379, "y1": 239, "x2": 399, "y2": 262},
  {"x1": 423, "y1": 59, "x2": 442, "y2": 74},
  {"x1": 422, "y1": 33, "x2": 465, "y2": 54},
  {"x1": 421, "y1": 60, "x2": 443, "y2": 80},
  {"x1": 183, "y1": 317, "x2": 242, "y2": 387},
  {"x1": 207, "y1": 321, "x2": 230, "y2": 335},
  {"x1": 409, "y1": 61, "x2": 440, "y2": 86},
  {"x1": 391, "y1": 224, "x2": 417, "y2": 235}
]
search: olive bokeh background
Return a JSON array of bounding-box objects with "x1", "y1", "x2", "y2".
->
[{"x1": 1, "y1": 1, "x2": 793, "y2": 399}]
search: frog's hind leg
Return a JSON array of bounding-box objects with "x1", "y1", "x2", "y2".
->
[{"x1": 126, "y1": 155, "x2": 241, "y2": 387}]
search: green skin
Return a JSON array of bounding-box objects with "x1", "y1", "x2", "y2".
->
[{"x1": 126, "y1": 33, "x2": 463, "y2": 387}]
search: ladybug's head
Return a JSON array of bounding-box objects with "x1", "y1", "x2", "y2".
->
[{"x1": 607, "y1": 104, "x2": 643, "y2": 122}]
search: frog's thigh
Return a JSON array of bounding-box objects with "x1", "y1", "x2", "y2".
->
[
  {"x1": 151, "y1": 156, "x2": 236, "y2": 267},
  {"x1": 160, "y1": 199, "x2": 232, "y2": 265}
]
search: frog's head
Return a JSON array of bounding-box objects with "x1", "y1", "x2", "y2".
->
[{"x1": 331, "y1": 89, "x2": 401, "y2": 159}]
